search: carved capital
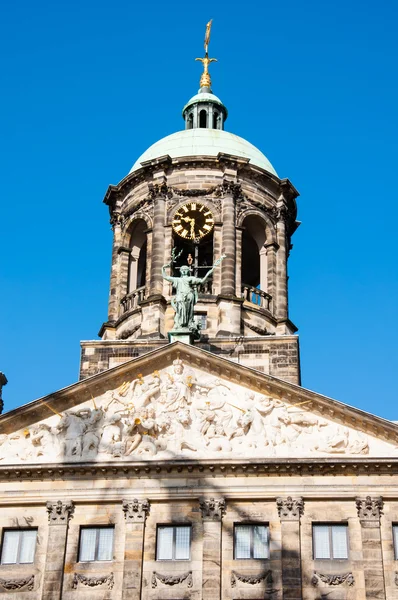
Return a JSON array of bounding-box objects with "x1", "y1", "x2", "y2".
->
[
  {"x1": 355, "y1": 496, "x2": 383, "y2": 521},
  {"x1": 122, "y1": 498, "x2": 150, "y2": 523},
  {"x1": 199, "y1": 497, "x2": 226, "y2": 521},
  {"x1": 148, "y1": 182, "x2": 170, "y2": 199},
  {"x1": 46, "y1": 500, "x2": 74, "y2": 525},
  {"x1": 276, "y1": 496, "x2": 304, "y2": 520}
]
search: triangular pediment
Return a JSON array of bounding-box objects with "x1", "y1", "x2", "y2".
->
[{"x1": 1, "y1": 343, "x2": 397, "y2": 465}]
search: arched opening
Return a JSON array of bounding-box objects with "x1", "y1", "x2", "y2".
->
[
  {"x1": 171, "y1": 232, "x2": 214, "y2": 294},
  {"x1": 199, "y1": 109, "x2": 207, "y2": 128},
  {"x1": 128, "y1": 219, "x2": 147, "y2": 293},
  {"x1": 213, "y1": 111, "x2": 218, "y2": 129},
  {"x1": 187, "y1": 113, "x2": 193, "y2": 130},
  {"x1": 241, "y1": 215, "x2": 267, "y2": 304}
]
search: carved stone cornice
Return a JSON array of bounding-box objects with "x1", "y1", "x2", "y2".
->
[
  {"x1": 276, "y1": 496, "x2": 304, "y2": 520},
  {"x1": 312, "y1": 571, "x2": 354, "y2": 587},
  {"x1": 72, "y1": 572, "x2": 114, "y2": 590},
  {"x1": 46, "y1": 500, "x2": 74, "y2": 525},
  {"x1": 3, "y1": 458, "x2": 398, "y2": 483},
  {"x1": 231, "y1": 570, "x2": 273, "y2": 588},
  {"x1": 199, "y1": 497, "x2": 226, "y2": 521},
  {"x1": 151, "y1": 571, "x2": 192, "y2": 588},
  {"x1": 356, "y1": 496, "x2": 383, "y2": 521},
  {"x1": 0, "y1": 575, "x2": 34, "y2": 592},
  {"x1": 122, "y1": 498, "x2": 150, "y2": 523}
]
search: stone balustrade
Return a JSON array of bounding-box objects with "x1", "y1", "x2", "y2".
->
[
  {"x1": 241, "y1": 283, "x2": 272, "y2": 311},
  {"x1": 120, "y1": 286, "x2": 146, "y2": 315}
]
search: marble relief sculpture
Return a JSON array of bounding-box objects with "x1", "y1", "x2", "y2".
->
[{"x1": 0, "y1": 359, "x2": 393, "y2": 465}]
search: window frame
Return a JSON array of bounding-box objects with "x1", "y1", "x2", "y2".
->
[
  {"x1": 77, "y1": 526, "x2": 115, "y2": 563},
  {"x1": 0, "y1": 528, "x2": 38, "y2": 565},
  {"x1": 155, "y1": 524, "x2": 192, "y2": 561},
  {"x1": 233, "y1": 523, "x2": 270, "y2": 560},
  {"x1": 312, "y1": 523, "x2": 349, "y2": 560},
  {"x1": 392, "y1": 524, "x2": 398, "y2": 559}
]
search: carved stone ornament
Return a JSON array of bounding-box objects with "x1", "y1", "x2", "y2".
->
[
  {"x1": 394, "y1": 572, "x2": 398, "y2": 586},
  {"x1": 46, "y1": 500, "x2": 74, "y2": 525},
  {"x1": 311, "y1": 571, "x2": 355, "y2": 587},
  {"x1": 148, "y1": 182, "x2": 170, "y2": 199},
  {"x1": 0, "y1": 575, "x2": 34, "y2": 592},
  {"x1": 199, "y1": 497, "x2": 226, "y2": 521},
  {"x1": 355, "y1": 496, "x2": 383, "y2": 520},
  {"x1": 231, "y1": 570, "x2": 273, "y2": 588},
  {"x1": 122, "y1": 498, "x2": 150, "y2": 522},
  {"x1": 72, "y1": 572, "x2": 114, "y2": 590},
  {"x1": 276, "y1": 496, "x2": 304, "y2": 520},
  {"x1": 151, "y1": 571, "x2": 193, "y2": 588},
  {"x1": 1, "y1": 363, "x2": 377, "y2": 466}
]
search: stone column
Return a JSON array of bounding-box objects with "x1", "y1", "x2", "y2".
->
[
  {"x1": 221, "y1": 192, "x2": 236, "y2": 296},
  {"x1": 265, "y1": 242, "x2": 278, "y2": 315},
  {"x1": 121, "y1": 499, "x2": 150, "y2": 600},
  {"x1": 275, "y1": 202, "x2": 288, "y2": 323},
  {"x1": 356, "y1": 496, "x2": 385, "y2": 600},
  {"x1": 107, "y1": 215, "x2": 123, "y2": 322},
  {"x1": 149, "y1": 186, "x2": 166, "y2": 297},
  {"x1": 42, "y1": 500, "x2": 74, "y2": 600},
  {"x1": 200, "y1": 497, "x2": 226, "y2": 600},
  {"x1": 235, "y1": 227, "x2": 243, "y2": 297},
  {"x1": 276, "y1": 496, "x2": 304, "y2": 600}
]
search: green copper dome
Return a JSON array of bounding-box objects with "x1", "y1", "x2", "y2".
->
[
  {"x1": 182, "y1": 92, "x2": 228, "y2": 117},
  {"x1": 130, "y1": 129, "x2": 278, "y2": 177}
]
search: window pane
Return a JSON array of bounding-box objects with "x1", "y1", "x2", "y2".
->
[
  {"x1": 19, "y1": 530, "x2": 37, "y2": 563},
  {"x1": 97, "y1": 528, "x2": 114, "y2": 561},
  {"x1": 157, "y1": 527, "x2": 174, "y2": 560},
  {"x1": 253, "y1": 526, "x2": 269, "y2": 559},
  {"x1": 394, "y1": 526, "x2": 398, "y2": 559},
  {"x1": 175, "y1": 527, "x2": 191, "y2": 560},
  {"x1": 79, "y1": 528, "x2": 97, "y2": 562},
  {"x1": 313, "y1": 525, "x2": 330, "y2": 559},
  {"x1": 332, "y1": 525, "x2": 348, "y2": 559},
  {"x1": 1, "y1": 531, "x2": 20, "y2": 564},
  {"x1": 235, "y1": 526, "x2": 251, "y2": 559}
]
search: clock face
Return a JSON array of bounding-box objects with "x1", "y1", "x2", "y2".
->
[{"x1": 172, "y1": 202, "x2": 215, "y2": 240}]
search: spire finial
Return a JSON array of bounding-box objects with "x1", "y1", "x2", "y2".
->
[{"x1": 195, "y1": 20, "x2": 217, "y2": 90}]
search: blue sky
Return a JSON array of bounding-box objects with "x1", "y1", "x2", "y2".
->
[{"x1": 0, "y1": 0, "x2": 397, "y2": 418}]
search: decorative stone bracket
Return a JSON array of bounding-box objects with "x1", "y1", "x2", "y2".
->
[
  {"x1": 199, "y1": 497, "x2": 226, "y2": 521},
  {"x1": 151, "y1": 571, "x2": 193, "y2": 588},
  {"x1": 122, "y1": 498, "x2": 150, "y2": 523},
  {"x1": 312, "y1": 571, "x2": 355, "y2": 587},
  {"x1": 231, "y1": 569, "x2": 274, "y2": 588},
  {"x1": 72, "y1": 572, "x2": 114, "y2": 590},
  {"x1": 276, "y1": 496, "x2": 304, "y2": 520},
  {"x1": 46, "y1": 500, "x2": 75, "y2": 525},
  {"x1": 355, "y1": 496, "x2": 383, "y2": 520},
  {"x1": 0, "y1": 575, "x2": 34, "y2": 592}
]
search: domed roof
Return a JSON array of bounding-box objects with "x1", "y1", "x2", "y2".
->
[
  {"x1": 130, "y1": 129, "x2": 278, "y2": 177},
  {"x1": 182, "y1": 91, "x2": 227, "y2": 116}
]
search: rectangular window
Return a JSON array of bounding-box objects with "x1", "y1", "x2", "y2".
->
[
  {"x1": 1, "y1": 529, "x2": 37, "y2": 564},
  {"x1": 234, "y1": 524, "x2": 269, "y2": 559},
  {"x1": 393, "y1": 525, "x2": 398, "y2": 559},
  {"x1": 78, "y1": 527, "x2": 114, "y2": 562},
  {"x1": 313, "y1": 524, "x2": 348, "y2": 559},
  {"x1": 156, "y1": 525, "x2": 191, "y2": 561}
]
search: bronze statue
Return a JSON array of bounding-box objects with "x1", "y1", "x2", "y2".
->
[{"x1": 162, "y1": 249, "x2": 226, "y2": 336}]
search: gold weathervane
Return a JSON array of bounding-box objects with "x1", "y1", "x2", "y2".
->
[{"x1": 195, "y1": 19, "x2": 217, "y2": 89}]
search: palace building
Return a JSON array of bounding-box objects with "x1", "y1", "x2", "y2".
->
[{"x1": 0, "y1": 22, "x2": 397, "y2": 600}]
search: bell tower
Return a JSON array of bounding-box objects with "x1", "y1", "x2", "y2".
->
[{"x1": 80, "y1": 23, "x2": 300, "y2": 385}]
